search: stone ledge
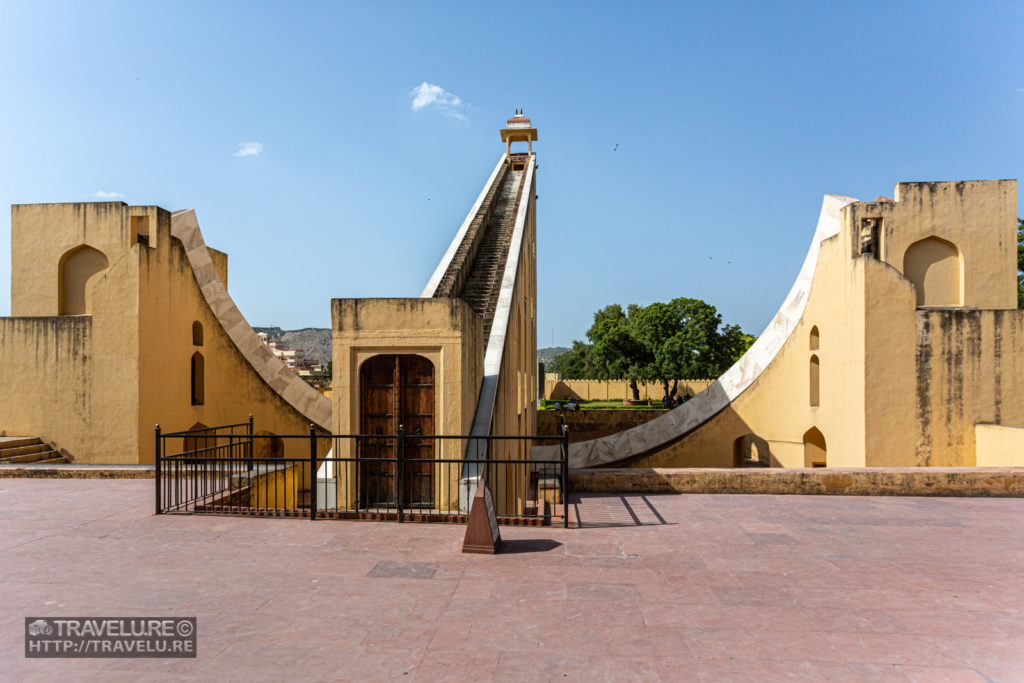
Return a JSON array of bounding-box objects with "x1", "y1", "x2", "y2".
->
[
  {"x1": 570, "y1": 467, "x2": 1024, "y2": 497},
  {"x1": 0, "y1": 464, "x2": 154, "y2": 479}
]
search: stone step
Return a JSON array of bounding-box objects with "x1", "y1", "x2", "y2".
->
[
  {"x1": 0, "y1": 443, "x2": 51, "y2": 458},
  {"x1": 31, "y1": 456, "x2": 70, "y2": 465},
  {"x1": 0, "y1": 436, "x2": 43, "y2": 450},
  {"x1": 0, "y1": 449, "x2": 64, "y2": 464}
]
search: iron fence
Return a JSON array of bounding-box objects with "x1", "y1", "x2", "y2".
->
[{"x1": 155, "y1": 419, "x2": 569, "y2": 527}]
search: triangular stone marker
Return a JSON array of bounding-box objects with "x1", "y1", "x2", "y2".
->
[{"x1": 462, "y1": 477, "x2": 502, "y2": 554}]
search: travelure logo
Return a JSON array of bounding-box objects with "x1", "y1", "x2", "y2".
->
[{"x1": 25, "y1": 617, "x2": 196, "y2": 658}]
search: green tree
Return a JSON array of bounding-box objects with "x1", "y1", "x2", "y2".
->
[
  {"x1": 587, "y1": 304, "x2": 647, "y2": 399},
  {"x1": 554, "y1": 298, "x2": 753, "y2": 401},
  {"x1": 547, "y1": 340, "x2": 596, "y2": 378},
  {"x1": 631, "y1": 298, "x2": 744, "y2": 401}
]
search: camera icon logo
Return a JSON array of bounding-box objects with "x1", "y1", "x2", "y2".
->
[{"x1": 27, "y1": 619, "x2": 52, "y2": 636}]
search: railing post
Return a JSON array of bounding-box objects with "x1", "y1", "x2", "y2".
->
[
  {"x1": 309, "y1": 424, "x2": 317, "y2": 521},
  {"x1": 154, "y1": 424, "x2": 162, "y2": 515},
  {"x1": 396, "y1": 424, "x2": 405, "y2": 523},
  {"x1": 561, "y1": 424, "x2": 570, "y2": 529},
  {"x1": 246, "y1": 414, "x2": 254, "y2": 472}
]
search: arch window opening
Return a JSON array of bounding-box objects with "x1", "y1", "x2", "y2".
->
[
  {"x1": 809, "y1": 326, "x2": 820, "y2": 351},
  {"x1": 191, "y1": 352, "x2": 205, "y2": 405},
  {"x1": 192, "y1": 321, "x2": 204, "y2": 346},
  {"x1": 809, "y1": 355, "x2": 820, "y2": 407}
]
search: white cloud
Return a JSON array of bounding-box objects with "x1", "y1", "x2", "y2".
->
[
  {"x1": 233, "y1": 141, "x2": 263, "y2": 157},
  {"x1": 91, "y1": 190, "x2": 124, "y2": 199},
  {"x1": 410, "y1": 82, "x2": 466, "y2": 121}
]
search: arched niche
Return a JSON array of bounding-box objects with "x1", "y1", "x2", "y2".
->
[
  {"x1": 58, "y1": 245, "x2": 109, "y2": 315},
  {"x1": 732, "y1": 434, "x2": 770, "y2": 467},
  {"x1": 254, "y1": 430, "x2": 284, "y2": 459},
  {"x1": 809, "y1": 326, "x2": 819, "y2": 351},
  {"x1": 192, "y1": 321, "x2": 204, "y2": 346},
  {"x1": 803, "y1": 427, "x2": 827, "y2": 467},
  {"x1": 191, "y1": 352, "x2": 205, "y2": 405},
  {"x1": 809, "y1": 355, "x2": 820, "y2": 407},
  {"x1": 183, "y1": 422, "x2": 212, "y2": 455},
  {"x1": 903, "y1": 237, "x2": 962, "y2": 306}
]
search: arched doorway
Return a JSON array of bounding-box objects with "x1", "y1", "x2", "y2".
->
[
  {"x1": 359, "y1": 354, "x2": 435, "y2": 509},
  {"x1": 58, "y1": 245, "x2": 109, "y2": 315},
  {"x1": 903, "y1": 237, "x2": 961, "y2": 306},
  {"x1": 803, "y1": 427, "x2": 827, "y2": 467}
]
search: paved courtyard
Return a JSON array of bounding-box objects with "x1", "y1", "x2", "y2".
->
[{"x1": 1, "y1": 479, "x2": 1022, "y2": 681}]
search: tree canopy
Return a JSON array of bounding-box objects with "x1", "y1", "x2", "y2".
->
[{"x1": 549, "y1": 298, "x2": 755, "y2": 400}]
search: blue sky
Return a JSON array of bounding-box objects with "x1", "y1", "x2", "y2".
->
[{"x1": 2, "y1": 1, "x2": 1022, "y2": 346}]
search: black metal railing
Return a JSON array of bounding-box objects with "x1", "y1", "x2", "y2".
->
[{"x1": 155, "y1": 420, "x2": 569, "y2": 527}]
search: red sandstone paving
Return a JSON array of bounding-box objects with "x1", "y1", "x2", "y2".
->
[{"x1": 1, "y1": 481, "x2": 1023, "y2": 681}]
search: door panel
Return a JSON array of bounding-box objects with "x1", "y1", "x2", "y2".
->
[
  {"x1": 359, "y1": 355, "x2": 396, "y2": 506},
  {"x1": 358, "y1": 354, "x2": 435, "y2": 509},
  {"x1": 400, "y1": 355, "x2": 435, "y2": 508}
]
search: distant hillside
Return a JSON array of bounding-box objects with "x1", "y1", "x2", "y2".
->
[
  {"x1": 253, "y1": 327, "x2": 331, "y2": 365},
  {"x1": 538, "y1": 346, "x2": 570, "y2": 365}
]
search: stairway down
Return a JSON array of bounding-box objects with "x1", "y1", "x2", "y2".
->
[{"x1": 0, "y1": 437, "x2": 68, "y2": 465}]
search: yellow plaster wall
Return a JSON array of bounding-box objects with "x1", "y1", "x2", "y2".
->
[
  {"x1": 975, "y1": 424, "x2": 1024, "y2": 466},
  {"x1": 2, "y1": 201, "x2": 328, "y2": 467},
  {"x1": 860, "y1": 256, "x2": 920, "y2": 467},
  {"x1": 11, "y1": 202, "x2": 154, "y2": 316},
  {"x1": 851, "y1": 181, "x2": 1017, "y2": 310},
  {"x1": 914, "y1": 310, "x2": 1024, "y2": 466},
  {"x1": 2, "y1": 203, "x2": 143, "y2": 462},
  {"x1": 545, "y1": 379, "x2": 714, "y2": 401}
]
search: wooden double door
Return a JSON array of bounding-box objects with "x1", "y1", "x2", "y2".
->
[{"x1": 359, "y1": 354, "x2": 435, "y2": 509}]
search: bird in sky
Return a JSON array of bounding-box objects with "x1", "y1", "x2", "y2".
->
[{"x1": 613, "y1": 144, "x2": 619, "y2": 152}]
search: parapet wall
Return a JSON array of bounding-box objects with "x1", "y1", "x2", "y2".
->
[
  {"x1": 544, "y1": 379, "x2": 714, "y2": 401},
  {"x1": 571, "y1": 467, "x2": 1024, "y2": 497}
]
